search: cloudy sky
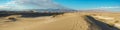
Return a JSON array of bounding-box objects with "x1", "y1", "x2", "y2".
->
[
  {"x1": 0, "y1": 0, "x2": 120, "y2": 11},
  {"x1": 0, "y1": 0, "x2": 66, "y2": 10}
]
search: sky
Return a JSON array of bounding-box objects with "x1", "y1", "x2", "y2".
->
[
  {"x1": 54, "y1": 0, "x2": 120, "y2": 11},
  {"x1": 0, "y1": 0, "x2": 120, "y2": 11}
]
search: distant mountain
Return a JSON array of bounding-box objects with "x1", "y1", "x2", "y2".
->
[
  {"x1": 78, "y1": 9, "x2": 111, "y2": 12},
  {"x1": 0, "y1": 9, "x2": 77, "y2": 17},
  {"x1": 30, "y1": 9, "x2": 77, "y2": 13},
  {"x1": 0, "y1": 9, "x2": 77, "y2": 13}
]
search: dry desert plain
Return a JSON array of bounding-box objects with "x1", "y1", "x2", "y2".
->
[{"x1": 0, "y1": 12, "x2": 120, "y2": 30}]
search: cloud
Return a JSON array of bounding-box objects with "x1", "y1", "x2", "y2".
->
[
  {"x1": 0, "y1": 1, "x2": 27, "y2": 10},
  {"x1": 0, "y1": 0, "x2": 66, "y2": 10},
  {"x1": 93, "y1": 6, "x2": 120, "y2": 9},
  {"x1": 0, "y1": 6, "x2": 9, "y2": 9}
]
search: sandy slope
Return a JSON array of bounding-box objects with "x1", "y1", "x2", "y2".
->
[{"x1": 0, "y1": 12, "x2": 120, "y2": 30}]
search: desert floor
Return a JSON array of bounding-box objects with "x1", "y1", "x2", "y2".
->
[{"x1": 0, "y1": 12, "x2": 120, "y2": 30}]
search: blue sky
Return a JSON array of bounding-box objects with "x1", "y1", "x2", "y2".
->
[
  {"x1": 0, "y1": 0, "x2": 120, "y2": 11},
  {"x1": 54, "y1": 0, "x2": 120, "y2": 10},
  {"x1": 0, "y1": 0, "x2": 11, "y2": 5}
]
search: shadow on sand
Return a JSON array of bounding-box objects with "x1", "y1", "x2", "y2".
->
[
  {"x1": 20, "y1": 13, "x2": 64, "y2": 17},
  {"x1": 0, "y1": 13, "x2": 64, "y2": 18},
  {"x1": 85, "y1": 15, "x2": 119, "y2": 30}
]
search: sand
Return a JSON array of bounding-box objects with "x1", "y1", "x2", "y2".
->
[{"x1": 0, "y1": 12, "x2": 120, "y2": 30}]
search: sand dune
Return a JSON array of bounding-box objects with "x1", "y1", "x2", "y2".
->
[{"x1": 0, "y1": 12, "x2": 120, "y2": 30}]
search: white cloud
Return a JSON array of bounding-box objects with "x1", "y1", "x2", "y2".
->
[
  {"x1": 0, "y1": 1, "x2": 26, "y2": 10},
  {"x1": 99, "y1": 7, "x2": 120, "y2": 9},
  {"x1": 93, "y1": 6, "x2": 120, "y2": 9},
  {"x1": 0, "y1": 6, "x2": 9, "y2": 9},
  {"x1": 0, "y1": 0, "x2": 66, "y2": 10}
]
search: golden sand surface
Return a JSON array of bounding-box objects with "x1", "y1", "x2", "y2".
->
[{"x1": 0, "y1": 12, "x2": 120, "y2": 30}]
